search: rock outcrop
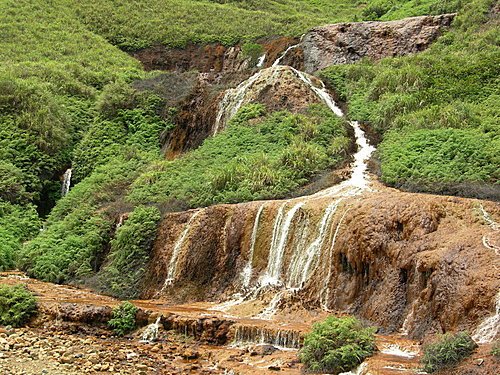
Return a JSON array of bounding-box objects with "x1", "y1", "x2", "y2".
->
[
  {"x1": 144, "y1": 187, "x2": 499, "y2": 340},
  {"x1": 214, "y1": 66, "x2": 325, "y2": 132},
  {"x1": 301, "y1": 14, "x2": 455, "y2": 73}
]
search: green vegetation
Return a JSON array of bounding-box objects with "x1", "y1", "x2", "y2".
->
[
  {"x1": 129, "y1": 104, "x2": 349, "y2": 206},
  {"x1": 299, "y1": 316, "x2": 376, "y2": 374},
  {"x1": 0, "y1": 285, "x2": 37, "y2": 327},
  {"x1": 421, "y1": 332, "x2": 477, "y2": 373},
  {"x1": 1, "y1": 0, "x2": 496, "y2": 294},
  {"x1": 492, "y1": 341, "x2": 500, "y2": 358},
  {"x1": 108, "y1": 301, "x2": 138, "y2": 336},
  {"x1": 321, "y1": 0, "x2": 499, "y2": 196},
  {"x1": 98, "y1": 206, "x2": 161, "y2": 299}
]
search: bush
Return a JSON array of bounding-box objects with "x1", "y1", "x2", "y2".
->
[
  {"x1": 98, "y1": 206, "x2": 161, "y2": 299},
  {"x1": 492, "y1": 341, "x2": 500, "y2": 358},
  {"x1": 421, "y1": 332, "x2": 477, "y2": 373},
  {"x1": 0, "y1": 285, "x2": 37, "y2": 327},
  {"x1": 299, "y1": 316, "x2": 376, "y2": 374},
  {"x1": 129, "y1": 104, "x2": 349, "y2": 207},
  {"x1": 108, "y1": 301, "x2": 138, "y2": 336}
]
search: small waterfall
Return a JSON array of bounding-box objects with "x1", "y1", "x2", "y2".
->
[
  {"x1": 400, "y1": 300, "x2": 418, "y2": 336},
  {"x1": 286, "y1": 199, "x2": 341, "y2": 289},
  {"x1": 320, "y1": 208, "x2": 351, "y2": 309},
  {"x1": 262, "y1": 202, "x2": 304, "y2": 286},
  {"x1": 479, "y1": 204, "x2": 499, "y2": 230},
  {"x1": 272, "y1": 39, "x2": 303, "y2": 67},
  {"x1": 232, "y1": 324, "x2": 302, "y2": 349},
  {"x1": 472, "y1": 290, "x2": 500, "y2": 344},
  {"x1": 213, "y1": 70, "x2": 264, "y2": 134},
  {"x1": 256, "y1": 290, "x2": 286, "y2": 320},
  {"x1": 140, "y1": 316, "x2": 162, "y2": 343},
  {"x1": 61, "y1": 168, "x2": 72, "y2": 196},
  {"x1": 162, "y1": 209, "x2": 203, "y2": 289},
  {"x1": 241, "y1": 203, "x2": 266, "y2": 288},
  {"x1": 339, "y1": 362, "x2": 368, "y2": 375},
  {"x1": 256, "y1": 54, "x2": 266, "y2": 68}
]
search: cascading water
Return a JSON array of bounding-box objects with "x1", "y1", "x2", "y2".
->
[
  {"x1": 286, "y1": 199, "x2": 341, "y2": 289},
  {"x1": 241, "y1": 203, "x2": 266, "y2": 288},
  {"x1": 472, "y1": 290, "x2": 500, "y2": 344},
  {"x1": 140, "y1": 316, "x2": 162, "y2": 343},
  {"x1": 213, "y1": 70, "x2": 264, "y2": 134},
  {"x1": 256, "y1": 54, "x2": 266, "y2": 68},
  {"x1": 272, "y1": 43, "x2": 300, "y2": 67},
  {"x1": 61, "y1": 168, "x2": 72, "y2": 196},
  {"x1": 232, "y1": 324, "x2": 302, "y2": 349},
  {"x1": 261, "y1": 202, "x2": 304, "y2": 286},
  {"x1": 162, "y1": 209, "x2": 204, "y2": 289},
  {"x1": 210, "y1": 47, "x2": 376, "y2": 319}
]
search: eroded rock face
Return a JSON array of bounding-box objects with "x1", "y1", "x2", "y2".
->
[
  {"x1": 214, "y1": 66, "x2": 324, "y2": 132},
  {"x1": 130, "y1": 37, "x2": 298, "y2": 74},
  {"x1": 145, "y1": 188, "x2": 499, "y2": 340},
  {"x1": 301, "y1": 14, "x2": 456, "y2": 73}
]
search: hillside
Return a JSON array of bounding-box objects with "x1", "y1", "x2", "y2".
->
[{"x1": 0, "y1": 1, "x2": 498, "y2": 373}]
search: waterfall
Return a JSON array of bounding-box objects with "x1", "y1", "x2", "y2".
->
[
  {"x1": 140, "y1": 316, "x2": 162, "y2": 343},
  {"x1": 211, "y1": 45, "x2": 377, "y2": 315},
  {"x1": 241, "y1": 203, "x2": 266, "y2": 288},
  {"x1": 286, "y1": 199, "x2": 341, "y2": 289},
  {"x1": 256, "y1": 290, "x2": 286, "y2": 320},
  {"x1": 162, "y1": 209, "x2": 203, "y2": 289},
  {"x1": 61, "y1": 168, "x2": 72, "y2": 196},
  {"x1": 472, "y1": 290, "x2": 500, "y2": 344},
  {"x1": 261, "y1": 201, "x2": 304, "y2": 286},
  {"x1": 339, "y1": 362, "x2": 368, "y2": 375},
  {"x1": 232, "y1": 324, "x2": 302, "y2": 349},
  {"x1": 320, "y1": 208, "x2": 351, "y2": 309},
  {"x1": 272, "y1": 38, "x2": 303, "y2": 67},
  {"x1": 256, "y1": 54, "x2": 266, "y2": 68},
  {"x1": 213, "y1": 70, "x2": 264, "y2": 134}
]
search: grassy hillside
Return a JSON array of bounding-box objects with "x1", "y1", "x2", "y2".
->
[
  {"x1": 321, "y1": 0, "x2": 499, "y2": 196},
  {"x1": 0, "y1": 0, "x2": 495, "y2": 292},
  {"x1": 71, "y1": 0, "x2": 461, "y2": 49}
]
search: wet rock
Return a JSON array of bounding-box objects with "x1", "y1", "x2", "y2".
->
[
  {"x1": 249, "y1": 344, "x2": 279, "y2": 356},
  {"x1": 182, "y1": 349, "x2": 200, "y2": 360}
]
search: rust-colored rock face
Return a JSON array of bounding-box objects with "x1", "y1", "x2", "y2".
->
[
  {"x1": 145, "y1": 187, "x2": 499, "y2": 340},
  {"x1": 130, "y1": 37, "x2": 298, "y2": 74},
  {"x1": 301, "y1": 14, "x2": 456, "y2": 72}
]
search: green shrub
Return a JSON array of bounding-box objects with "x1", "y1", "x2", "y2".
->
[
  {"x1": 490, "y1": 340, "x2": 499, "y2": 358},
  {"x1": 0, "y1": 284, "x2": 37, "y2": 327},
  {"x1": 108, "y1": 301, "x2": 138, "y2": 336},
  {"x1": 299, "y1": 316, "x2": 376, "y2": 374},
  {"x1": 421, "y1": 332, "x2": 477, "y2": 373},
  {"x1": 129, "y1": 104, "x2": 349, "y2": 207},
  {"x1": 98, "y1": 205, "x2": 161, "y2": 299},
  {"x1": 241, "y1": 43, "x2": 264, "y2": 65}
]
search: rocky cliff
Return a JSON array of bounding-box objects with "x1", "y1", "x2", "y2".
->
[
  {"x1": 143, "y1": 185, "x2": 499, "y2": 340},
  {"x1": 300, "y1": 14, "x2": 456, "y2": 72}
]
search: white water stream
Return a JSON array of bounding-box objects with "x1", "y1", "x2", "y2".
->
[
  {"x1": 140, "y1": 316, "x2": 162, "y2": 343},
  {"x1": 162, "y1": 209, "x2": 204, "y2": 289},
  {"x1": 61, "y1": 168, "x2": 72, "y2": 196},
  {"x1": 241, "y1": 203, "x2": 266, "y2": 288},
  {"x1": 209, "y1": 48, "x2": 376, "y2": 318},
  {"x1": 286, "y1": 199, "x2": 341, "y2": 289},
  {"x1": 261, "y1": 201, "x2": 304, "y2": 286},
  {"x1": 256, "y1": 54, "x2": 266, "y2": 68}
]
